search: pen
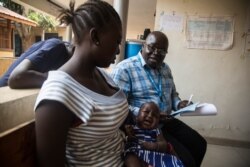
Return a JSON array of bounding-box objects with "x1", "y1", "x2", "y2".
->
[{"x1": 187, "y1": 94, "x2": 193, "y2": 106}]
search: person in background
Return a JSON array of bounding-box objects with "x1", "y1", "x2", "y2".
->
[
  {"x1": 143, "y1": 28, "x2": 151, "y2": 40},
  {"x1": 112, "y1": 31, "x2": 207, "y2": 167},
  {"x1": 35, "y1": 0, "x2": 128, "y2": 166},
  {"x1": 124, "y1": 101, "x2": 184, "y2": 167},
  {"x1": 0, "y1": 38, "x2": 74, "y2": 88}
]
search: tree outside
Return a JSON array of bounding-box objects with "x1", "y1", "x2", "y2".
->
[
  {"x1": 0, "y1": 0, "x2": 57, "y2": 52},
  {"x1": 16, "y1": 9, "x2": 58, "y2": 52}
]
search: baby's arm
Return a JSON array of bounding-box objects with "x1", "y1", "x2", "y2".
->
[
  {"x1": 156, "y1": 133, "x2": 179, "y2": 157},
  {"x1": 141, "y1": 130, "x2": 178, "y2": 157},
  {"x1": 141, "y1": 133, "x2": 167, "y2": 152}
]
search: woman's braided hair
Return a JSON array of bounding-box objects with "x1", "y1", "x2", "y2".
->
[{"x1": 57, "y1": 0, "x2": 122, "y2": 45}]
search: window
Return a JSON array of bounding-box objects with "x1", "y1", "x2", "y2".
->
[
  {"x1": 0, "y1": 19, "x2": 12, "y2": 50},
  {"x1": 0, "y1": 27, "x2": 10, "y2": 49}
]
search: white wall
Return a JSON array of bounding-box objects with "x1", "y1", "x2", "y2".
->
[
  {"x1": 155, "y1": 0, "x2": 250, "y2": 142},
  {"x1": 126, "y1": 0, "x2": 156, "y2": 39}
]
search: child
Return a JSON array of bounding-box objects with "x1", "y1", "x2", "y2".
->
[{"x1": 124, "y1": 102, "x2": 184, "y2": 167}]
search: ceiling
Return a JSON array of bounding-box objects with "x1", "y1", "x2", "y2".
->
[
  {"x1": 14, "y1": 0, "x2": 157, "y2": 39},
  {"x1": 17, "y1": 0, "x2": 155, "y2": 18},
  {"x1": 0, "y1": 5, "x2": 37, "y2": 26}
]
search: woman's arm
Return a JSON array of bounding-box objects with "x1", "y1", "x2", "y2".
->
[{"x1": 35, "y1": 100, "x2": 75, "y2": 167}]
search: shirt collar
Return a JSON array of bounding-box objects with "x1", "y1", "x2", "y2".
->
[
  {"x1": 138, "y1": 51, "x2": 166, "y2": 69},
  {"x1": 138, "y1": 51, "x2": 147, "y2": 67}
]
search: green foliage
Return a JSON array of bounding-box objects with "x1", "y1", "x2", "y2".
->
[
  {"x1": 0, "y1": 0, "x2": 57, "y2": 32},
  {"x1": 0, "y1": 0, "x2": 23, "y2": 14},
  {"x1": 27, "y1": 10, "x2": 57, "y2": 32}
]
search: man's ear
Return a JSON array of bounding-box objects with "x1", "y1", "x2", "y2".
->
[
  {"x1": 141, "y1": 43, "x2": 146, "y2": 50},
  {"x1": 140, "y1": 44, "x2": 146, "y2": 53},
  {"x1": 90, "y1": 28, "x2": 100, "y2": 46}
]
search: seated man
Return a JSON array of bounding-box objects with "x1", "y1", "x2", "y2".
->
[
  {"x1": 0, "y1": 38, "x2": 74, "y2": 88},
  {"x1": 112, "y1": 31, "x2": 207, "y2": 167}
]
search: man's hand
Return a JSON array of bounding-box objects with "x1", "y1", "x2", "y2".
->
[{"x1": 177, "y1": 100, "x2": 193, "y2": 109}]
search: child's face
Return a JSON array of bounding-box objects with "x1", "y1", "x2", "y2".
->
[{"x1": 137, "y1": 103, "x2": 160, "y2": 130}]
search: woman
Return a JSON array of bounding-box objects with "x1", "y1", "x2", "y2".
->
[{"x1": 34, "y1": 0, "x2": 128, "y2": 166}]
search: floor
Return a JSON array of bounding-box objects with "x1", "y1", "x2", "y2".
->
[{"x1": 201, "y1": 144, "x2": 250, "y2": 167}]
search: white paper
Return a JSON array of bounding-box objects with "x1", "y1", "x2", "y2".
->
[
  {"x1": 180, "y1": 103, "x2": 217, "y2": 116},
  {"x1": 171, "y1": 102, "x2": 200, "y2": 116},
  {"x1": 170, "y1": 103, "x2": 217, "y2": 117}
]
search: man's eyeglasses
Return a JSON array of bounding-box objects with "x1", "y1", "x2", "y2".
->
[{"x1": 145, "y1": 44, "x2": 167, "y2": 56}]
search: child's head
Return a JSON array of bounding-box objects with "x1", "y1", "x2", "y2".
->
[{"x1": 136, "y1": 102, "x2": 160, "y2": 130}]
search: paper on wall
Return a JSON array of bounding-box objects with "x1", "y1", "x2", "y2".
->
[
  {"x1": 159, "y1": 13, "x2": 184, "y2": 32},
  {"x1": 186, "y1": 15, "x2": 234, "y2": 50}
]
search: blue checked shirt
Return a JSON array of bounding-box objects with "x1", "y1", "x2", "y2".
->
[{"x1": 111, "y1": 52, "x2": 180, "y2": 116}]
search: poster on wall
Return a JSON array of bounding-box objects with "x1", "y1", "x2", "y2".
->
[
  {"x1": 159, "y1": 12, "x2": 184, "y2": 32},
  {"x1": 186, "y1": 16, "x2": 234, "y2": 50},
  {"x1": 243, "y1": 3, "x2": 250, "y2": 57}
]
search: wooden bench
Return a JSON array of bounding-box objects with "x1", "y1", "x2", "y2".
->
[
  {"x1": 0, "y1": 87, "x2": 39, "y2": 133},
  {"x1": 0, "y1": 120, "x2": 36, "y2": 167}
]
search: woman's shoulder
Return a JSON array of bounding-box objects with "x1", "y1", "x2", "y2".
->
[
  {"x1": 37, "y1": 70, "x2": 90, "y2": 103},
  {"x1": 34, "y1": 70, "x2": 94, "y2": 122}
]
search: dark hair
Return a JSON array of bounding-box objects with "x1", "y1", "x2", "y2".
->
[
  {"x1": 57, "y1": 0, "x2": 122, "y2": 45},
  {"x1": 140, "y1": 102, "x2": 160, "y2": 112}
]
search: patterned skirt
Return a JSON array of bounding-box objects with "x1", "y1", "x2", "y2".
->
[{"x1": 125, "y1": 142, "x2": 184, "y2": 167}]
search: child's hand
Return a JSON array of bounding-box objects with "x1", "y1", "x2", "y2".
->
[{"x1": 141, "y1": 142, "x2": 157, "y2": 151}]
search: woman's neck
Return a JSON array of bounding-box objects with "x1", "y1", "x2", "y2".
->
[{"x1": 60, "y1": 53, "x2": 96, "y2": 78}]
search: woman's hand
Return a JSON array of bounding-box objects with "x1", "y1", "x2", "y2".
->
[{"x1": 125, "y1": 125, "x2": 137, "y2": 142}]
